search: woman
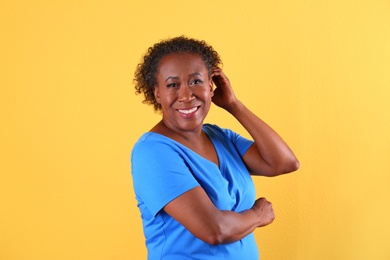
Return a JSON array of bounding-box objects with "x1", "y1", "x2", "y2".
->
[{"x1": 131, "y1": 36, "x2": 299, "y2": 259}]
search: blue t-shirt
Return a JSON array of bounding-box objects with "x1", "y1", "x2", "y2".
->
[{"x1": 131, "y1": 124, "x2": 258, "y2": 260}]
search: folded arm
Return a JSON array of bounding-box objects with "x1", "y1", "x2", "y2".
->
[{"x1": 163, "y1": 186, "x2": 274, "y2": 245}]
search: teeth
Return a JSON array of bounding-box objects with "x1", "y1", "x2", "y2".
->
[{"x1": 178, "y1": 107, "x2": 198, "y2": 114}]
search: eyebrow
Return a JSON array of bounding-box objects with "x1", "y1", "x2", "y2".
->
[
  {"x1": 165, "y1": 76, "x2": 179, "y2": 82},
  {"x1": 164, "y1": 72, "x2": 202, "y2": 82}
]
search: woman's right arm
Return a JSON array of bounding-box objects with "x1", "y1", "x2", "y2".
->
[{"x1": 163, "y1": 186, "x2": 275, "y2": 245}]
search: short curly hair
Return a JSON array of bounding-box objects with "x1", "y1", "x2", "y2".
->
[{"x1": 134, "y1": 36, "x2": 222, "y2": 111}]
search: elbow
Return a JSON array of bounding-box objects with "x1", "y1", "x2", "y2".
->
[
  {"x1": 282, "y1": 157, "x2": 300, "y2": 174},
  {"x1": 288, "y1": 158, "x2": 300, "y2": 172},
  {"x1": 199, "y1": 222, "x2": 229, "y2": 245},
  {"x1": 205, "y1": 236, "x2": 223, "y2": 246},
  {"x1": 203, "y1": 228, "x2": 225, "y2": 245},
  {"x1": 269, "y1": 157, "x2": 300, "y2": 177}
]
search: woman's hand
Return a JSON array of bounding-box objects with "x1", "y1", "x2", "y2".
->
[
  {"x1": 211, "y1": 67, "x2": 238, "y2": 111},
  {"x1": 251, "y1": 197, "x2": 275, "y2": 227}
]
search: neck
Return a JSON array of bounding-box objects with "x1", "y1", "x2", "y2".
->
[{"x1": 151, "y1": 120, "x2": 206, "y2": 146}]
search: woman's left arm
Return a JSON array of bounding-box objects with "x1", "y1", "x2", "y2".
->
[{"x1": 211, "y1": 68, "x2": 300, "y2": 176}]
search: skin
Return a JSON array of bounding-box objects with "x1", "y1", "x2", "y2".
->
[{"x1": 151, "y1": 52, "x2": 300, "y2": 245}]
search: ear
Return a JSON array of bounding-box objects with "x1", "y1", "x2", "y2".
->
[
  {"x1": 209, "y1": 80, "x2": 214, "y2": 97},
  {"x1": 153, "y1": 86, "x2": 161, "y2": 103}
]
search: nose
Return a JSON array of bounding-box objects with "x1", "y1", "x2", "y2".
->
[{"x1": 178, "y1": 85, "x2": 194, "y2": 102}]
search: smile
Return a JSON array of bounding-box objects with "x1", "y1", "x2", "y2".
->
[{"x1": 178, "y1": 107, "x2": 198, "y2": 114}]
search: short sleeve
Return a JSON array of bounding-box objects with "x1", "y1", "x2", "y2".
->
[
  {"x1": 220, "y1": 128, "x2": 254, "y2": 156},
  {"x1": 131, "y1": 136, "x2": 200, "y2": 217}
]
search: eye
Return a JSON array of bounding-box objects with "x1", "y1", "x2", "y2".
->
[
  {"x1": 167, "y1": 83, "x2": 178, "y2": 88},
  {"x1": 191, "y1": 79, "x2": 203, "y2": 85}
]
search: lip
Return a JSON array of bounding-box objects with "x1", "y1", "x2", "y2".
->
[{"x1": 177, "y1": 106, "x2": 200, "y2": 118}]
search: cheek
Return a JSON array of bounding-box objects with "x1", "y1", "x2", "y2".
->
[
  {"x1": 159, "y1": 93, "x2": 176, "y2": 108},
  {"x1": 205, "y1": 88, "x2": 214, "y2": 98}
]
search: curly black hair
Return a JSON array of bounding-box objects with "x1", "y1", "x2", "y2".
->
[{"x1": 134, "y1": 36, "x2": 222, "y2": 111}]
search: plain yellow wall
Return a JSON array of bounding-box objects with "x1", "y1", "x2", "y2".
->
[{"x1": 1, "y1": 0, "x2": 389, "y2": 259}]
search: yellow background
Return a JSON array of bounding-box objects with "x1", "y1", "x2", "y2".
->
[{"x1": 1, "y1": 0, "x2": 389, "y2": 259}]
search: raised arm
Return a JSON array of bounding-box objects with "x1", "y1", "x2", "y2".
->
[
  {"x1": 163, "y1": 186, "x2": 274, "y2": 245},
  {"x1": 211, "y1": 68, "x2": 300, "y2": 176}
]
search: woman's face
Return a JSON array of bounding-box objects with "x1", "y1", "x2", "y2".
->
[{"x1": 153, "y1": 52, "x2": 213, "y2": 134}]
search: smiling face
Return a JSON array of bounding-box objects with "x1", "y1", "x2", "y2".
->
[{"x1": 153, "y1": 52, "x2": 214, "y2": 135}]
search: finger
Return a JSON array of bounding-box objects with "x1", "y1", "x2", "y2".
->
[
  {"x1": 212, "y1": 67, "x2": 222, "y2": 75},
  {"x1": 211, "y1": 71, "x2": 221, "y2": 78}
]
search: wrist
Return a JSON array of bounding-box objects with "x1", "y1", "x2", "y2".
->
[
  {"x1": 251, "y1": 207, "x2": 260, "y2": 217},
  {"x1": 225, "y1": 99, "x2": 243, "y2": 114},
  {"x1": 250, "y1": 207, "x2": 263, "y2": 226}
]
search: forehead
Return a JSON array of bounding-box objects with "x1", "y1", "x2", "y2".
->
[{"x1": 157, "y1": 53, "x2": 208, "y2": 75}]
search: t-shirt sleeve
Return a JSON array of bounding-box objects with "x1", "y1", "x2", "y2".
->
[
  {"x1": 131, "y1": 138, "x2": 200, "y2": 217},
  {"x1": 221, "y1": 127, "x2": 254, "y2": 157}
]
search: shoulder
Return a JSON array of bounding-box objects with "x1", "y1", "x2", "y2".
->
[
  {"x1": 203, "y1": 123, "x2": 254, "y2": 156},
  {"x1": 132, "y1": 132, "x2": 177, "y2": 153},
  {"x1": 203, "y1": 123, "x2": 238, "y2": 141},
  {"x1": 131, "y1": 132, "x2": 190, "y2": 165},
  {"x1": 203, "y1": 123, "x2": 227, "y2": 136}
]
